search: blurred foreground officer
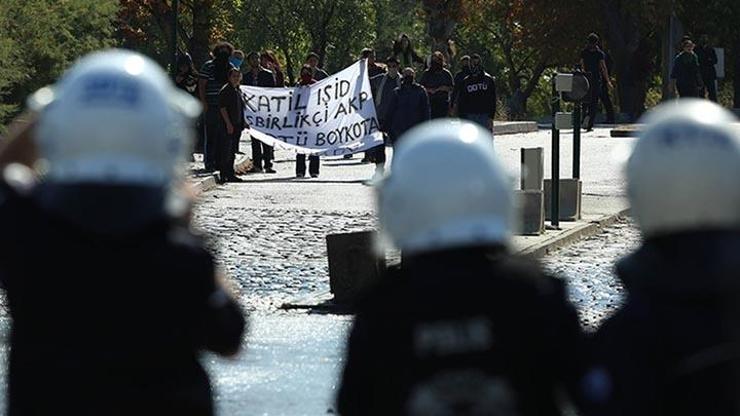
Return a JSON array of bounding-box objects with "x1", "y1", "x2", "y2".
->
[
  {"x1": 0, "y1": 50, "x2": 245, "y2": 416},
  {"x1": 589, "y1": 100, "x2": 740, "y2": 415},
  {"x1": 337, "y1": 120, "x2": 587, "y2": 416}
]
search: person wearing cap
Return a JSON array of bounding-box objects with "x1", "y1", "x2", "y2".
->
[
  {"x1": 243, "y1": 50, "x2": 277, "y2": 173},
  {"x1": 670, "y1": 37, "x2": 703, "y2": 98},
  {"x1": 337, "y1": 120, "x2": 588, "y2": 416},
  {"x1": 587, "y1": 100, "x2": 740, "y2": 415},
  {"x1": 0, "y1": 49, "x2": 245, "y2": 415}
]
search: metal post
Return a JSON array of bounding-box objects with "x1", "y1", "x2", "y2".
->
[
  {"x1": 171, "y1": 0, "x2": 179, "y2": 77},
  {"x1": 551, "y1": 80, "x2": 560, "y2": 228},
  {"x1": 573, "y1": 102, "x2": 581, "y2": 179}
]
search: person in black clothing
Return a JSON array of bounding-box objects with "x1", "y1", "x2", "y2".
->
[
  {"x1": 261, "y1": 50, "x2": 286, "y2": 87},
  {"x1": 295, "y1": 65, "x2": 321, "y2": 178},
  {"x1": 450, "y1": 54, "x2": 471, "y2": 114},
  {"x1": 306, "y1": 52, "x2": 329, "y2": 81},
  {"x1": 588, "y1": 100, "x2": 740, "y2": 416},
  {"x1": 696, "y1": 35, "x2": 719, "y2": 102},
  {"x1": 362, "y1": 48, "x2": 386, "y2": 79},
  {"x1": 671, "y1": 38, "x2": 703, "y2": 98},
  {"x1": 597, "y1": 41, "x2": 616, "y2": 123},
  {"x1": 243, "y1": 51, "x2": 277, "y2": 173},
  {"x1": 218, "y1": 68, "x2": 245, "y2": 183},
  {"x1": 337, "y1": 120, "x2": 588, "y2": 416},
  {"x1": 175, "y1": 52, "x2": 199, "y2": 95},
  {"x1": 392, "y1": 33, "x2": 425, "y2": 71},
  {"x1": 458, "y1": 53, "x2": 497, "y2": 133},
  {"x1": 0, "y1": 50, "x2": 246, "y2": 416},
  {"x1": 368, "y1": 56, "x2": 402, "y2": 180},
  {"x1": 386, "y1": 67, "x2": 431, "y2": 146},
  {"x1": 199, "y1": 41, "x2": 235, "y2": 171},
  {"x1": 419, "y1": 51, "x2": 454, "y2": 119},
  {"x1": 580, "y1": 33, "x2": 613, "y2": 131}
]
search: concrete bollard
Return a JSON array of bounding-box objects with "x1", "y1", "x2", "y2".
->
[
  {"x1": 326, "y1": 231, "x2": 385, "y2": 304},
  {"x1": 520, "y1": 147, "x2": 544, "y2": 191},
  {"x1": 544, "y1": 178, "x2": 582, "y2": 221},
  {"x1": 516, "y1": 190, "x2": 545, "y2": 235}
]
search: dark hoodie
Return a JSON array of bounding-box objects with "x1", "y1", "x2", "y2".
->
[
  {"x1": 589, "y1": 231, "x2": 740, "y2": 416},
  {"x1": 0, "y1": 177, "x2": 246, "y2": 416}
]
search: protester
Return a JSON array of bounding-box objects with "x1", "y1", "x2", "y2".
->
[
  {"x1": 0, "y1": 49, "x2": 246, "y2": 415},
  {"x1": 670, "y1": 37, "x2": 703, "y2": 98},
  {"x1": 392, "y1": 33, "x2": 425, "y2": 70},
  {"x1": 295, "y1": 65, "x2": 320, "y2": 178},
  {"x1": 199, "y1": 41, "x2": 235, "y2": 171},
  {"x1": 458, "y1": 54, "x2": 497, "y2": 133},
  {"x1": 230, "y1": 49, "x2": 245, "y2": 70},
  {"x1": 337, "y1": 120, "x2": 588, "y2": 416},
  {"x1": 218, "y1": 68, "x2": 246, "y2": 183},
  {"x1": 695, "y1": 35, "x2": 719, "y2": 102},
  {"x1": 597, "y1": 40, "x2": 616, "y2": 124},
  {"x1": 261, "y1": 50, "x2": 286, "y2": 87},
  {"x1": 385, "y1": 67, "x2": 430, "y2": 147},
  {"x1": 450, "y1": 54, "x2": 471, "y2": 114},
  {"x1": 175, "y1": 52, "x2": 199, "y2": 95},
  {"x1": 243, "y1": 51, "x2": 277, "y2": 173},
  {"x1": 361, "y1": 48, "x2": 386, "y2": 78},
  {"x1": 587, "y1": 99, "x2": 740, "y2": 416},
  {"x1": 419, "y1": 51, "x2": 454, "y2": 119},
  {"x1": 306, "y1": 52, "x2": 329, "y2": 81},
  {"x1": 368, "y1": 56, "x2": 401, "y2": 180},
  {"x1": 580, "y1": 33, "x2": 612, "y2": 131}
]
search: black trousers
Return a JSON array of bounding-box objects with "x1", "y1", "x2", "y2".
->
[
  {"x1": 677, "y1": 83, "x2": 700, "y2": 98},
  {"x1": 584, "y1": 75, "x2": 601, "y2": 129},
  {"x1": 204, "y1": 107, "x2": 220, "y2": 170},
  {"x1": 430, "y1": 99, "x2": 449, "y2": 119},
  {"x1": 251, "y1": 137, "x2": 273, "y2": 169},
  {"x1": 701, "y1": 76, "x2": 717, "y2": 102},
  {"x1": 600, "y1": 82, "x2": 615, "y2": 123},
  {"x1": 296, "y1": 154, "x2": 319, "y2": 176},
  {"x1": 218, "y1": 125, "x2": 238, "y2": 179}
]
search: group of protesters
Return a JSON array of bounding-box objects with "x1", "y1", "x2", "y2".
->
[{"x1": 174, "y1": 34, "x2": 499, "y2": 183}]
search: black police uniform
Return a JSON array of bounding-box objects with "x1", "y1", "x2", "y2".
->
[
  {"x1": 0, "y1": 177, "x2": 246, "y2": 416},
  {"x1": 337, "y1": 247, "x2": 588, "y2": 416},
  {"x1": 590, "y1": 231, "x2": 740, "y2": 416}
]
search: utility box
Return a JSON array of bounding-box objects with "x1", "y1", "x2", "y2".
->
[
  {"x1": 516, "y1": 190, "x2": 545, "y2": 235},
  {"x1": 327, "y1": 231, "x2": 385, "y2": 304},
  {"x1": 555, "y1": 112, "x2": 573, "y2": 130},
  {"x1": 555, "y1": 73, "x2": 574, "y2": 93},
  {"x1": 544, "y1": 178, "x2": 582, "y2": 221},
  {"x1": 521, "y1": 147, "x2": 544, "y2": 191}
]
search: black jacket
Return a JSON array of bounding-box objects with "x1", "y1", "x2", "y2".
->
[
  {"x1": 242, "y1": 67, "x2": 276, "y2": 87},
  {"x1": 386, "y1": 82, "x2": 430, "y2": 141},
  {"x1": 0, "y1": 179, "x2": 246, "y2": 416},
  {"x1": 337, "y1": 248, "x2": 587, "y2": 416},
  {"x1": 590, "y1": 231, "x2": 740, "y2": 416},
  {"x1": 458, "y1": 71, "x2": 497, "y2": 118},
  {"x1": 695, "y1": 45, "x2": 718, "y2": 81}
]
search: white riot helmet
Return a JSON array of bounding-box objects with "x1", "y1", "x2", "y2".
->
[
  {"x1": 627, "y1": 99, "x2": 740, "y2": 237},
  {"x1": 27, "y1": 49, "x2": 201, "y2": 186},
  {"x1": 378, "y1": 120, "x2": 513, "y2": 254}
]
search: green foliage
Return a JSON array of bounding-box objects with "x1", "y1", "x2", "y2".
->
[{"x1": 0, "y1": 0, "x2": 118, "y2": 129}]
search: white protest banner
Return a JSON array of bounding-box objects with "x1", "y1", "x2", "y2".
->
[{"x1": 241, "y1": 60, "x2": 383, "y2": 156}]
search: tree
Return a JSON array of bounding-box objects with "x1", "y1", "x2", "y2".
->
[{"x1": 0, "y1": 0, "x2": 118, "y2": 129}]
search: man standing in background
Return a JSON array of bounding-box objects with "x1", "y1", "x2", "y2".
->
[
  {"x1": 368, "y1": 56, "x2": 402, "y2": 180},
  {"x1": 696, "y1": 35, "x2": 719, "y2": 102},
  {"x1": 580, "y1": 33, "x2": 612, "y2": 131},
  {"x1": 458, "y1": 54, "x2": 497, "y2": 134},
  {"x1": 243, "y1": 51, "x2": 277, "y2": 173},
  {"x1": 420, "y1": 51, "x2": 454, "y2": 119},
  {"x1": 450, "y1": 55, "x2": 471, "y2": 115},
  {"x1": 199, "y1": 41, "x2": 235, "y2": 171}
]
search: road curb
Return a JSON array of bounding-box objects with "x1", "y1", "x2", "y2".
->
[
  {"x1": 494, "y1": 121, "x2": 538, "y2": 135},
  {"x1": 190, "y1": 157, "x2": 253, "y2": 194},
  {"x1": 519, "y1": 208, "x2": 632, "y2": 258}
]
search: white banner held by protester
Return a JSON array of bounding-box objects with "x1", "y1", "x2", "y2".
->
[{"x1": 241, "y1": 60, "x2": 383, "y2": 156}]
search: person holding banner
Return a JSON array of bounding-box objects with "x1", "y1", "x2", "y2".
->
[
  {"x1": 369, "y1": 56, "x2": 402, "y2": 179},
  {"x1": 243, "y1": 51, "x2": 277, "y2": 173},
  {"x1": 306, "y1": 52, "x2": 329, "y2": 81},
  {"x1": 295, "y1": 65, "x2": 321, "y2": 178},
  {"x1": 386, "y1": 67, "x2": 431, "y2": 147}
]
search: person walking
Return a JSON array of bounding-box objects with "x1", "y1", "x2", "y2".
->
[
  {"x1": 458, "y1": 53, "x2": 497, "y2": 133},
  {"x1": 368, "y1": 56, "x2": 402, "y2": 180},
  {"x1": 199, "y1": 42, "x2": 235, "y2": 171},
  {"x1": 450, "y1": 54, "x2": 471, "y2": 115},
  {"x1": 588, "y1": 99, "x2": 740, "y2": 416},
  {"x1": 419, "y1": 51, "x2": 454, "y2": 119},
  {"x1": 598, "y1": 41, "x2": 616, "y2": 124},
  {"x1": 671, "y1": 38, "x2": 703, "y2": 98},
  {"x1": 386, "y1": 67, "x2": 430, "y2": 147},
  {"x1": 218, "y1": 68, "x2": 246, "y2": 183},
  {"x1": 0, "y1": 49, "x2": 246, "y2": 416},
  {"x1": 243, "y1": 51, "x2": 277, "y2": 173},
  {"x1": 695, "y1": 35, "x2": 719, "y2": 102},
  {"x1": 295, "y1": 65, "x2": 321, "y2": 178},
  {"x1": 337, "y1": 120, "x2": 588, "y2": 416},
  {"x1": 580, "y1": 33, "x2": 613, "y2": 131}
]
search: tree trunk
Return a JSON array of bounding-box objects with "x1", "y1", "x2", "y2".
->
[
  {"x1": 191, "y1": 0, "x2": 212, "y2": 68},
  {"x1": 422, "y1": 0, "x2": 461, "y2": 63}
]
